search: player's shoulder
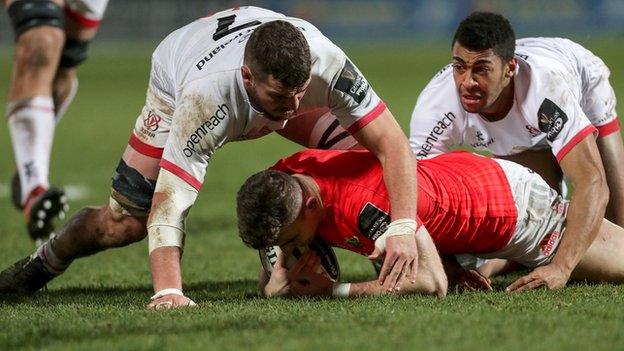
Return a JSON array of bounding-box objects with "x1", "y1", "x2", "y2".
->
[
  {"x1": 413, "y1": 64, "x2": 463, "y2": 116},
  {"x1": 418, "y1": 64, "x2": 456, "y2": 101}
]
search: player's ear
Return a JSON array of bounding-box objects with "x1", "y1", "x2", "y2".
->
[
  {"x1": 505, "y1": 58, "x2": 517, "y2": 78},
  {"x1": 241, "y1": 65, "x2": 254, "y2": 88},
  {"x1": 304, "y1": 196, "x2": 320, "y2": 210}
]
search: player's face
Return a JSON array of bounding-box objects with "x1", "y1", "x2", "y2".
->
[
  {"x1": 243, "y1": 67, "x2": 310, "y2": 121},
  {"x1": 451, "y1": 42, "x2": 515, "y2": 115},
  {"x1": 277, "y1": 198, "x2": 323, "y2": 257}
]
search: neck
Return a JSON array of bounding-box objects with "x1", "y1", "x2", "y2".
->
[
  {"x1": 292, "y1": 174, "x2": 324, "y2": 209},
  {"x1": 480, "y1": 78, "x2": 515, "y2": 121}
]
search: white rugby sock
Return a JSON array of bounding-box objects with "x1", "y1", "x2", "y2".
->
[
  {"x1": 36, "y1": 240, "x2": 71, "y2": 275},
  {"x1": 7, "y1": 96, "x2": 56, "y2": 207}
]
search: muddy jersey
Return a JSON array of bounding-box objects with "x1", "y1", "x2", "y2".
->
[
  {"x1": 409, "y1": 37, "x2": 619, "y2": 161},
  {"x1": 271, "y1": 150, "x2": 517, "y2": 256},
  {"x1": 129, "y1": 6, "x2": 384, "y2": 190}
]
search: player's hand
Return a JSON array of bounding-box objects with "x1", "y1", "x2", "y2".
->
[
  {"x1": 455, "y1": 269, "x2": 493, "y2": 292},
  {"x1": 369, "y1": 234, "x2": 418, "y2": 291},
  {"x1": 147, "y1": 294, "x2": 197, "y2": 310},
  {"x1": 506, "y1": 264, "x2": 570, "y2": 292},
  {"x1": 264, "y1": 253, "x2": 292, "y2": 297},
  {"x1": 287, "y1": 251, "x2": 333, "y2": 297}
]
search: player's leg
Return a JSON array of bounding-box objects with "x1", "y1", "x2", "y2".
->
[
  {"x1": 577, "y1": 43, "x2": 624, "y2": 226},
  {"x1": 596, "y1": 134, "x2": 624, "y2": 226},
  {"x1": 0, "y1": 147, "x2": 160, "y2": 294},
  {"x1": 5, "y1": 0, "x2": 68, "y2": 243},
  {"x1": 496, "y1": 149, "x2": 563, "y2": 193},
  {"x1": 53, "y1": 0, "x2": 108, "y2": 120},
  {"x1": 570, "y1": 219, "x2": 624, "y2": 283}
]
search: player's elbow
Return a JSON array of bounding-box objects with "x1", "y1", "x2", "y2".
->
[{"x1": 402, "y1": 269, "x2": 448, "y2": 298}]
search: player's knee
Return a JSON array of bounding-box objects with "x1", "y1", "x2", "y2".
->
[
  {"x1": 99, "y1": 209, "x2": 147, "y2": 247},
  {"x1": 14, "y1": 27, "x2": 64, "y2": 73}
]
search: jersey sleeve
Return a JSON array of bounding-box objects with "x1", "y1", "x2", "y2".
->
[
  {"x1": 409, "y1": 66, "x2": 463, "y2": 160},
  {"x1": 326, "y1": 52, "x2": 386, "y2": 135},
  {"x1": 535, "y1": 74, "x2": 597, "y2": 162},
  {"x1": 159, "y1": 80, "x2": 234, "y2": 191}
]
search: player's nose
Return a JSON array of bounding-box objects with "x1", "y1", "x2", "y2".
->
[{"x1": 462, "y1": 71, "x2": 478, "y2": 88}]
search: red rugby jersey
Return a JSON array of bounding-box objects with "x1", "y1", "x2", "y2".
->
[{"x1": 271, "y1": 150, "x2": 517, "y2": 255}]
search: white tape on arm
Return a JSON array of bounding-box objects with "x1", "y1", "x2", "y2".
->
[
  {"x1": 374, "y1": 219, "x2": 418, "y2": 253},
  {"x1": 332, "y1": 282, "x2": 351, "y2": 297},
  {"x1": 148, "y1": 168, "x2": 199, "y2": 254}
]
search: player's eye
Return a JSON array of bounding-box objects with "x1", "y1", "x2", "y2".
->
[
  {"x1": 452, "y1": 64, "x2": 466, "y2": 73},
  {"x1": 474, "y1": 66, "x2": 491, "y2": 75}
]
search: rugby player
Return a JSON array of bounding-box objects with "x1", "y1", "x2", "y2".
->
[
  {"x1": 5, "y1": 0, "x2": 109, "y2": 242},
  {"x1": 409, "y1": 12, "x2": 620, "y2": 290},
  {"x1": 236, "y1": 149, "x2": 624, "y2": 297},
  {"x1": 0, "y1": 6, "x2": 419, "y2": 308}
]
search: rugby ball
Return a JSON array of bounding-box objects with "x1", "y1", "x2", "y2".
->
[{"x1": 259, "y1": 237, "x2": 340, "y2": 282}]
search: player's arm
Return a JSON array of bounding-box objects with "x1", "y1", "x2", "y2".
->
[
  {"x1": 145, "y1": 86, "x2": 230, "y2": 308},
  {"x1": 508, "y1": 134, "x2": 608, "y2": 292},
  {"x1": 147, "y1": 168, "x2": 199, "y2": 309},
  {"x1": 351, "y1": 108, "x2": 419, "y2": 291},
  {"x1": 282, "y1": 227, "x2": 447, "y2": 298}
]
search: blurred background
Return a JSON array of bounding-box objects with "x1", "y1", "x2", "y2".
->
[{"x1": 1, "y1": 0, "x2": 624, "y2": 43}]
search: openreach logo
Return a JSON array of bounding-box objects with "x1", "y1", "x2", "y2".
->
[
  {"x1": 416, "y1": 112, "x2": 456, "y2": 159},
  {"x1": 183, "y1": 104, "x2": 229, "y2": 157}
]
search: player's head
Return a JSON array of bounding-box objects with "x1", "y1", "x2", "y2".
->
[
  {"x1": 237, "y1": 170, "x2": 323, "y2": 256},
  {"x1": 451, "y1": 12, "x2": 517, "y2": 115},
  {"x1": 242, "y1": 20, "x2": 312, "y2": 121}
]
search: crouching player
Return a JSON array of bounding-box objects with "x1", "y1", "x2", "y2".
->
[{"x1": 236, "y1": 150, "x2": 624, "y2": 297}]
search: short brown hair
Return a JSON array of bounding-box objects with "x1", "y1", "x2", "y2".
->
[
  {"x1": 244, "y1": 20, "x2": 311, "y2": 88},
  {"x1": 236, "y1": 170, "x2": 302, "y2": 249}
]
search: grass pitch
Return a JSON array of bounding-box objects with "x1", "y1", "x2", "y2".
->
[{"x1": 1, "y1": 40, "x2": 624, "y2": 351}]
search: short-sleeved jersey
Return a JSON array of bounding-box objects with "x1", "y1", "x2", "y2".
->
[
  {"x1": 134, "y1": 6, "x2": 384, "y2": 190},
  {"x1": 409, "y1": 37, "x2": 608, "y2": 162},
  {"x1": 271, "y1": 150, "x2": 517, "y2": 256}
]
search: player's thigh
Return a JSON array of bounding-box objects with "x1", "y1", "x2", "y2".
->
[
  {"x1": 63, "y1": 0, "x2": 107, "y2": 39},
  {"x1": 571, "y1": 219, "x2": 624, "y2": 283},
  {"x1": 596, "y1": 133, "x2": 624, "y2": 223},
  {"x1": 496, "y1": 149, "x2": 563, "y2": 193},
  {"x1": 109, "y1": 145, "x2": 161, "y2": 218}
]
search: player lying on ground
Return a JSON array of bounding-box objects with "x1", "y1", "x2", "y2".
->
[
  {"x1": 0, "y1": 6, "x2": 420, "y2": 309},
  {"x1": 4, "y1": 0, "x2": 109, "y2": 244},
  {"x1": 409, "y1": 12, "x2": 622, "y2": 289},
  {"x1": 236, "y1": 149, "x2": 624, "y2": 297}
]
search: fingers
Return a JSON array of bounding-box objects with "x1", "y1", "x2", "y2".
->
[
  {"x1": 383, "y1": 258, "x2": 406, "y2": 292},
  {"x1": 368, "y1": 248, "x2": 381, "y2": 261},
  {"x1": 377, "y1": 254, "x2": 397, "y2": 284},
  {"x1": 408, "y1": 258, "x2": 417, "y2": 284},
  {"x1": 506, "y1": 274, "x2": 540, "y2": 293},
  {"x1": 147, "y1": 295, "x2": 197, "y2": 310},
  {"x1": 467, "y1": 270, "x2": 493, "y2": 291}
]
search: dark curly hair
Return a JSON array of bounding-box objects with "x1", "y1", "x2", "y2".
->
[
  {"x1": 244, "y1": 20, "x2": 311, "y2": 88},
  {"x1": 236, "y1": 170, "x2": 302, "y2": 249},
  {"x1": 452, "y1": 12, "x2": 516, "y2": 62}
]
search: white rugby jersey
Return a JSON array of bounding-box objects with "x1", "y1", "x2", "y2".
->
[
  {"x1": 409, "y1": 37, "x2": 618, "y2": 161},
  {"x1": 129, "y1": 6, "x2": 384, "y2": 190}
]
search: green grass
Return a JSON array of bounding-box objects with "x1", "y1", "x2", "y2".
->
[{"x1": 1, "y1": 40, "x2": 624, "y2": 350}]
